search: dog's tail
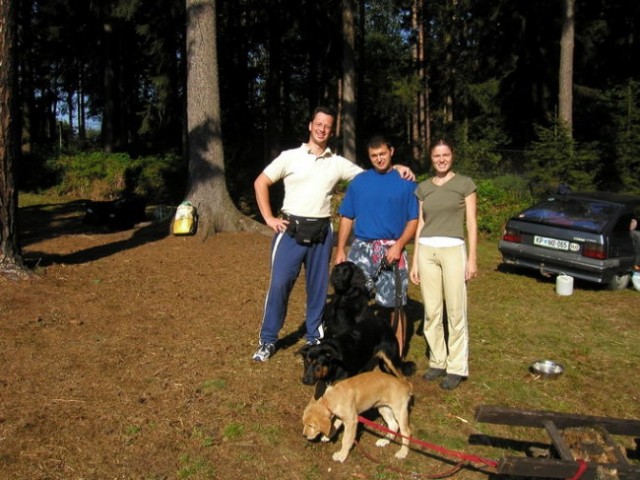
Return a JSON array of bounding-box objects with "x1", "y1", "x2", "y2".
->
[{"x1": 375, "y1": 350, "x2": 404, "y2": 379}]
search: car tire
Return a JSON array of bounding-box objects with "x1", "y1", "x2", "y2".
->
[{"x1": 607, "y1": 273, "x2": 630, "y2": 291}]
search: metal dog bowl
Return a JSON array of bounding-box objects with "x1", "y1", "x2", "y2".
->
[{"x1": 529, "y1": 360, "x2": 564, "y2": 379}]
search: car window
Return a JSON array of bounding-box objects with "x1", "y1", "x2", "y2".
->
[{"x1": 517, "y1": 197, "x2": 621, "y2": 233}]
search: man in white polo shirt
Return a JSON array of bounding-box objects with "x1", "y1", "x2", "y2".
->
[{"x1": 252, "y1": 106, "x2": 413, "y2": 362}]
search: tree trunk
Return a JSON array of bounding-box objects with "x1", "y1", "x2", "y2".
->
[
  {"x1": 559, "y1": 0, "x2": 574, "y2": 138},
  {"x1": 411, "y1": 0, "x2": 429, "y2": 164},
  {"x1": 184, "y1": 0, "x2": 265, "y2": 238},
  {"x1": 266, "y1": 0, "x2": 283, "y2": 163},
  {"x1": 341, "y1": 0, "x2": 356, "y2": 161},
  {"x1": 0, "y1": 0, "x2": 27, "y2": 279},
  {"x1": 102, "y1": 15, "x2": 116, "y2": 153}
]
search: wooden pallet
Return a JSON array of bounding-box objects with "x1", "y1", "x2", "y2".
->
[{"x1": 475, "y1": 405, "x2": 640, "y2": 479}]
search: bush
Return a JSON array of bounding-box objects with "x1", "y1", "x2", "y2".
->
[
  {"x1": 476, "y1": 175, "x2": 533, "y2": 237},
  {"x1": 48, "y1": 152, "x2": 186, "y2": 203},
  {"x1": 17, "y1": 147, "x2": 62, "y2": 192}
]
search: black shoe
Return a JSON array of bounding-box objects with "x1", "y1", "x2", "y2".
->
[
  {"x1": 422, "y1": 368, "x2": 446, "y2": 381},
  {"x1": 440, "y1": 374, "x2": 464, "y2": 390}
]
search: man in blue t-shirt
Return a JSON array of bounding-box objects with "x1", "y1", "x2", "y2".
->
[{"x1": 335, "y1": 135, "x2": 419, "y2": 357}]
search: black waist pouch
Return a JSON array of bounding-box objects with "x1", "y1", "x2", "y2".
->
[{"x1": 285, "y1": 215, "x2": 330, "y2": 245}]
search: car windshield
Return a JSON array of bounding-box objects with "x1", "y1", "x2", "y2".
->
[{"x1": 517, "y1": 196, "x2": 621, "y2": 233}]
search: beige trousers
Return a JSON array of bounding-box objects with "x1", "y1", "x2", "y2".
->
[{"x1": 417, "y1": 243, "x2": 469, "y2": 377}]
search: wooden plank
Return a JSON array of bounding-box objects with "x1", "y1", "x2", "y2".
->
[
  {"x1": 543, "y1": 420, "x2": 574, "y2": 460},
  {"x1": 598, "y1": 424, "x2": 630, "y2": 465},
  {"x1": 498, "y1": 457, "x2": 640, "y2": 479},
  {"x1": 475, "y1": 405, "x2": 640, "y2": 436}
]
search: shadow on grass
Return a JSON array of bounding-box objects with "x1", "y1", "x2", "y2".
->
[
  {"x1": 495, "y1": 262, "x2": 613, "y2": 293},
  {"x1": 19, "y1": 200, "x2": 171, "y2": 267}
]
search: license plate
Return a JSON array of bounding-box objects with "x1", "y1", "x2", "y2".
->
[{"x1": 534, "y1": 235, "x2": 569, "y2": 251}]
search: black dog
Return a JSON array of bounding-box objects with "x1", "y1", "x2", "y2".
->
[
  {"x1": 298, "y1": 316, "x2": 415, "y2": 397},
  {"x1": 83, "y1": 196, "x2": 147, "y2": 231},
  {"x1": 322, "y1": 261, "x2": 371, "y2": 338}
]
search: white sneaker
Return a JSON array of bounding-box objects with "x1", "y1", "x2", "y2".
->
[{"x1": 252, "y1": 343, "x2": 275, "y2": 362}]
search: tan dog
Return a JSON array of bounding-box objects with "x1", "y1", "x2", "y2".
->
[{"x1": 301, "y1": 351, "x2": 413, "y2": 462}]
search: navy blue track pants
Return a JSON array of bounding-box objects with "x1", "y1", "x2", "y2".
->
[{"x1": 258, "y1": 228, "x2": 333, "y2": 344}]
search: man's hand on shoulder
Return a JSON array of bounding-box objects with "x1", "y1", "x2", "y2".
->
[{"x1": 393, "y1": 164, "x2": 415, "y2": 181}]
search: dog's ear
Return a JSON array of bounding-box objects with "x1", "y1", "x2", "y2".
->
[
  {"x1": 330, "y1": 263, "x2": 351, "y2": 292},
  {"x1": 349, "y1": 262, "x2": 368, "y2": 290},
  {"x1": 323, "y1": 341, "x2": 343, "y2": 363},
  {"x1": 296, "y1": 344, "x2": 311, "y2": 357},
  {"x1": 319, "y1": 411, "x2": 333, "y2": 437}
]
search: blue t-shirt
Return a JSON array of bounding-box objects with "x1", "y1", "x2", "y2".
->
[{"x1": 339, "y1": 169, "x2": 419, "y2": 241}]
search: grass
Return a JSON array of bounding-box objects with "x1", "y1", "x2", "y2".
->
[
  {"x1": 389, "y1": 235, "x2": 640, "y2": 478},
  {"x1": 177, "y1": 454, "x2": 215, "y2": 479},
  {"x1": 6, "y1": 193, "x2": 640, "y2": 479}
]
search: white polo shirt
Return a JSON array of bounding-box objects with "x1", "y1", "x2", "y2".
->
[{"x1": 263, "y1": 144, "x2": 363, "y2": 218}]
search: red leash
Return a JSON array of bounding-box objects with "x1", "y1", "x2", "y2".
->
[
  {"x1": 358, "y1": 415, "x2": 499, "y2": 469},
  {"x1": 359, "y1": 416, "x2": 592, "y2": 479},
  {"x1": 568, "y1": 459, "x2": 588, "y2": 480}
]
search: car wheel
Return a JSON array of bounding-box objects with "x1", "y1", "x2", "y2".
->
[{"x1": 607, "y1": 273, "x2": 630, "y2": 291}]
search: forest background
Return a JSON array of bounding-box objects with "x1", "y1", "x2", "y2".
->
[
  {"x1": 1, "y1": 3, "x2": 640, "y2": 478},
  {"x1": 3, "y1": 0, "x2": 640, "y2": 244}
]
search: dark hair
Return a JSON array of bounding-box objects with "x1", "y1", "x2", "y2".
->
[
  {"x1": 367, "y1": 134, "x2": 393, "y2": 150},
  {"x1": 311, "y1": 105, "x2": 337, "y2": 121},
  {"x1": 429, "y1": 138, "x2": 454, "y2": 154}
]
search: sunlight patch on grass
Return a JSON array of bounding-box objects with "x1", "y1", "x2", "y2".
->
[
  {"x1": 255, "y1": 424, "x2": 281, "y2": 445},
  {"x1": 177, "y1": 454, "x2": 215, "y2": 479},
  {"x1": 19, "y1": 191, "x2": 71, "y2": 208},
  {"x1": 222, "y1": 422, "x2": 244, "y2": 440},
  {"x1": 190, "y1": 426, "x2": 215, "y2": 448},
  {"x1": 198, "y1": 378, "x2": 226, "y2": 394}
]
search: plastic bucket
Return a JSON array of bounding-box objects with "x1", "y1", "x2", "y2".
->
[
  {"x1": 172, "y1": 201, "x2": 197, "y2": 235},
  {"x1": 556, "y1": 274, "x2": 574, "y2": 296}
]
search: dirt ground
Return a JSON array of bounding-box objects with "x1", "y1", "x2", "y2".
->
[
  {"x1": 0, "y1": 201, "x2": 437, "y2": 480},
  {"x1": 1, "y1": 200, "x2": 638, "y2": 480}
]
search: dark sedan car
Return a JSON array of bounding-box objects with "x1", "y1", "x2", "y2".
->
[{"x1": 498, "y1": 191, "x2": 640, "y2": 290}]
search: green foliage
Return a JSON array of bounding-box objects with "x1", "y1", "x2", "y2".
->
[
  {"x1": 454, "y1": 79, "x2": 510, "y2": 179},
  {"x1": 454, "y1": 132, "x2": 505, "y2": 179},
  {"x1": 177, "y1": 454, "x2": 215, "y2": 479},
  {"x1": 133, "y1": 154, "x2": 188, "y2": 203},
  {"x1": 610, "y1": 80, "x2": 640, "y2": 194},
  {"x1": 198, "y1": 379, "x2": 226, "y2": 394},
  {"x1": 48, "y1": 152, "x2": 186, "y2": 203},
  {"x1": 189, "y1": 427, "x2": 215, "y2": 448},
  {"x1": 476, "y1": 176, "x2": 533, "y2": 236},
  {"x1": 525, "y1": 119, "x2": 597, "y2": 192},
  {"x1": 17, "y1": 146, "x2": 64, "y2": 192},
  {"x1": 222, "y1": 423, "x2": 244, "y2": 440}
]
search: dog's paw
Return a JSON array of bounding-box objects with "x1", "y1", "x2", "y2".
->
[
  {"x1": 375, "y1": 438, "x2": 390, "y2": 448},
  {"x1": 332, "y1": 451, "x2": 348, "y2": 462},
  {"x1": 394, "y1": 447, "x2": 409, "y2": 459},
  {"x1": 320, "y1": 435, "x2": 331, "y2": 443}
]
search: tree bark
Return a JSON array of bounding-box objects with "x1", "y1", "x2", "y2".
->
[
  {"x1": 559, "y1": 0, "x2": 574, "y2": 138},
  {"x1": 411, "y1": 0, "x2": 429, "y2": 164},
  {"x1": 341, "y1": 0, "x2": 356, "y2": 161},
  {"x1": 0, "y1": 0, "x2": 27, "y2": 279},
  {"x1": 266, "y1": 0, "x2": 283, "y2": 163},
  {"x1": 184, "y1": 0, "x2": 265, "y2": 238},
  {"x1": 102, "y1": 14, "x2": 116, "y2": 153}
]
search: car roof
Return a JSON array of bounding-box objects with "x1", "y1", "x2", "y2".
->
[{"x1": 554, "y1": 191, "x2": 640, "y2": 206}]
